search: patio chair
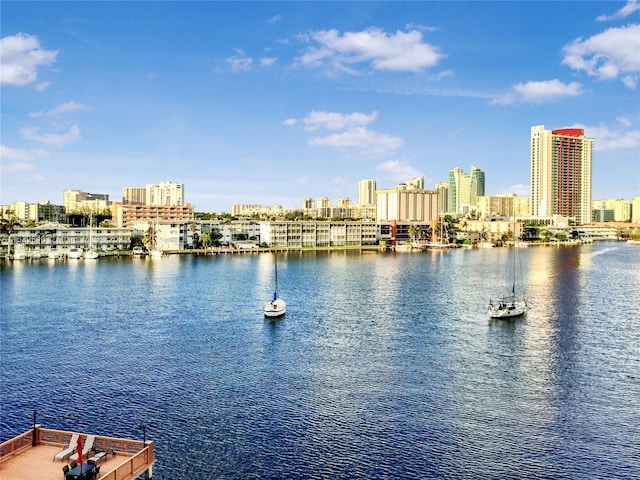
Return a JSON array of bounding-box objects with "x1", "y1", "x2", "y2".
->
[
  {"x1": 54, "y1": 434, "x2": 79, "y2": 461},
  {"x1": 70, "y1": 435, "x2": 96, "y2": 462}
]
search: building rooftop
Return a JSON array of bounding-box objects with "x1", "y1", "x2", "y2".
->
[{"x1": 0, "y1": 426, "x2": 155, "y2": 480}]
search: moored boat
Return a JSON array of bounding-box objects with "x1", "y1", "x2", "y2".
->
[
  {"x1": 67, "y1": 248, "x2": 83, "y2": 259},
  {"x1": 264, "y1": 253, "x2": 286, "y2": 318}
]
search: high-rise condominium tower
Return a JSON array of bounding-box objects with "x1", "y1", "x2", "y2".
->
[
  {"x1": 448, "y1": 166, "x2": 485, "y2": 215},
  {"x1": 146, "y1": 181, "x2": 184, "y2": 206},
  {"x1": 358, "y1": 179, "x2": 377, "y2": 206},
  {"x1": 530, "y1": 125, "x2": 593, "y2": 225}
]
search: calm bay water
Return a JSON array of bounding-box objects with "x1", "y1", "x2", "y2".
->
[{"x1": 1, "y1": 243, "x2": 639, "y2": 479}]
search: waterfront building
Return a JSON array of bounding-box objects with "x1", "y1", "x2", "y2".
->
[
  {"x1": 448, "y1": 166, "x2": 485, "y2": 215},
  {"x1": 358, "y1": 179, "x2": 377, "y2": 207},
  {"x1": 260, "y1": 220, "x2": 378, "y2": 248},
  {"x1": 375, "y1": 187, "x2": 439, "y2": 223},
  {"x1": 591, "y1": 198, "x2": 631, "y2": 222},
  {"x1": 122, "y1": 187, "x2": 147, "y2": 205},
  {"x1": 146, "y1": 181, "x2": 184, "y2": 206},
  {"x1": 0, "y1": 223, "x2": 131, "y2": 256},
  {"x1": 63, "y1": 189, "x2": 111, "y2": 213},
  {"x1": 633, "y1": 196, "x2": 640, "y2": 224},
  {"x1": 111, "y1": 202, "x2": 195, "y2": 228},
  {"x1": 530, "y1": 125, "x2": 593, "y2": 225}
]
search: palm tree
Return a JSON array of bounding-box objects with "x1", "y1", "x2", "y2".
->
[
  {"x1": 143, "y1": 224, "x2": 156, "y2": 251},
  {"x1": 408, "y1": 225, "x2": 419, "y2": 243},
  {"x1": 1, "y1": 215, "x2": 22, "y2": 257},
  {"x1": 201, "y1": 232, "x2": 211, "y2": 249}
]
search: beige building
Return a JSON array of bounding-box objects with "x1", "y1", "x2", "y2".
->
[
  {"x1": 477, "y1": 194, "x2": 530, "y2": 219},
  {"x1": 633, "y1": 197, "x2": 640, "y2": 224},
  {"x1": 592, "y1": 198, "x2": 632, "y2": 222},
  {"x1": 358, "y1": 179, "x2": 377, "y2": 206},
  {"x1": 63, "y1": 189, "x2": 111, "y2": 213},
  {"x1": 122, "y1": 187, "x2": 146, "y2": 205},
  {"x1": 375, "y1": 187, "x2": 439, "y2": 223},
  {"x1": 1, "y1": 201, "x2": 66, "y2": 223}
]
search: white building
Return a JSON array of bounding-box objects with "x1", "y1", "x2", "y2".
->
[{"x1": 146, "y1": 181, "x2": 184, "y2": 206}]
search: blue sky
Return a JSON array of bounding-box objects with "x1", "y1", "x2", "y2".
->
[{"x1": 1, "y1": 1, "x2": 639, "y2": 213}]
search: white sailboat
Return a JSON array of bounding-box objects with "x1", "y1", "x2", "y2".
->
[
  {"x1": 264, "y1": 253, "x2": 286, "y2": 318},
  {"x1": 84, "y1": 215, "x2": 99, "y2": 260},
  {"x1": 487, "y1": 218, "x2": 527, "y2": 319}
]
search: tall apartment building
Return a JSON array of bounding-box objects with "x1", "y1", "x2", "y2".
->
[
  {"x1": 122, "y1": 187, "x2": 146, "y2": 205},
  {"x1": 434, "y1": 182, "x2": 449, "y2": 214},
  {"x1": 633, "y1": 197, "x2": 640, "y2": 224},
  {"x1": 375, "y1": 187, "x2": 439, "y2": 223},
  {"x1": 146, "y1": 181, "x2": 184, "y2": 206},
  {"x1": 448, "y1": 166, "x2": 485, "y2": 215},
  {"x1": 358, "y1": 179, "x2": 377, "y2": 206},
  {"x1": 591, "y1": 199, "x2": 631, "y2": 222},
  {"x1": 530, "y1": 125, "x2": 593, "y2": 225},
  {"x1": 63, "y1": 189, "x2": 110, "y2": 213},
  {"x1": 1, "y1": 201, "x2": 66, "y2": 223},
  {"x1": 403, "y1": 176, "x2": 425, "y2": 190},
  {"x1": 477, "y1": 194, "x2": 530, "y2": 220}
]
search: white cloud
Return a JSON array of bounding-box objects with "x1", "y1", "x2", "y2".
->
[
  {"x1": 225, "y1": 54, "x2": 253, "y2": 72},
  {"x1": 28, "y1": 101, "x2": 89, "y2": 118},
  {"x1": 597, "y1": 0, "x2": 640, "y2": 22},
  {"x1": 0, "y1": 33, "x2": 58, "y2": 86},
  {"x1": 303, "y1": 111, "x2": 378, "y2": 131},
  {"x1": 20, "y1": 124, "x2": 81, "y2": 148},
  {"x1": 267, "y1": 14, "x2": 282, "y2": 25},
  {"x1": 260, "y1": 57, "x2": 277, "y2": 67},
  {"x1": 506, "y1": 184, "x2": 530, "y2": 196},
  {"x1": 283, "y1": 118, "x2": 297, "y2": 126},
  {"x1": 295, "y1": 27, "x2": 445, "y2": 74},
  {"x1": 562, "y1": 24, "x2": 640, "y2": 88},
  {"x1": 309, "y1": 126, "x2": 403, "y2": 155},
  {"x1": 492, "y1": 79, "x2": 583, "y2": 105},
  {"x1": 375, "y1": 160, "x2": 421, "y2": 182},
  {"x1": 0, "y1": 145, "x2": 33, "y2": 162},
  {"x1": 575, "y1": 122, "x2": 640, "y2": 151},
  {"x1": 0, "y1": 161, "x2": 36, "y2": 174}
]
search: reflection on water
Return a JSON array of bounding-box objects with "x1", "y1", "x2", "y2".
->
[{"x1": 1, "y1": 244, "x2": 639, "y2": 479}]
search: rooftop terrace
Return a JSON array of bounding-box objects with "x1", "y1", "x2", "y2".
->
[{"x1": 0, "y1": 426, "x2": 155, "y2": 480}]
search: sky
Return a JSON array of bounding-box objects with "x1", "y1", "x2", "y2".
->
[{"x1": 1, "y1": 1, "x2": 639, "y2": 213}]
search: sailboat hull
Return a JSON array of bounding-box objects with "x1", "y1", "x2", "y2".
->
[
  {"x1": 264, "y1": 299, "x2": 286, "y2": 318},
  {"x1": 487, "y1": 297, "x2": 527, "y2": 318}
]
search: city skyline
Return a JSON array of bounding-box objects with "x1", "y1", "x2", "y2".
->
[{"x1": 1, "y1": 1, "x2": 639, "y2": 212}]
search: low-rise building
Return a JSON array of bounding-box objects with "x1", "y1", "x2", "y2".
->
[{"x1": 1, "y1": 224, "x2": 131, "y2": 256}]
